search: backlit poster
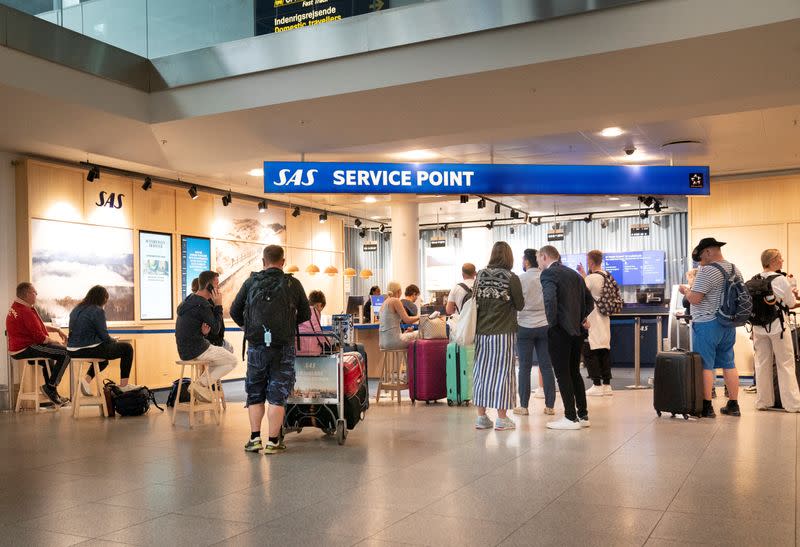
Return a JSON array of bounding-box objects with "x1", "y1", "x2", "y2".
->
[
  {"x1": 181, "y1": 236, "x2": 211, "y2": 298},
  {"x1": 139, "y1": 231, "x2": 173, "y2": 320}
]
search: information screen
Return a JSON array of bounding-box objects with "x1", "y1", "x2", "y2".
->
[
  {"x1": 181, "y1": 236, "x2": 211, "y2": 299},
  {"x1": 603, "y1": 251, "x2": 665, "y2": 285},
  {"x1": 139, "y1": 231, "x2": 173, "y2": 320}
]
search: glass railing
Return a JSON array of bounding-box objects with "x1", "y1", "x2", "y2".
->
[{"x1": 3, "y1": 0, "x2": 424, "y2": 58}]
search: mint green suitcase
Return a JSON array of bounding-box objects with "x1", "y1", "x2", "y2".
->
[{"x1": 446, "y1": 342, "x2": 473, "y2": 406}]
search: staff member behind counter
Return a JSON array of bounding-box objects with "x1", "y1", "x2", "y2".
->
[{"x1": 363, "y1": 286, "x2": 381, "y2": 323}]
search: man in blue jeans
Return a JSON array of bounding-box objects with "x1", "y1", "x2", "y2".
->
[
  {"x1": 679, "y1": 237, "x2": 741, "y2": 417},
  {"x1": 514, "y1": 249, "x2": 556, "y2": 416},
  {"x1": 231, "y1": 245, "x2": 310, "y2": 454}
]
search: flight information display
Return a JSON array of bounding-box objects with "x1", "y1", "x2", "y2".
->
[{"x1": 558, "y1": 251, "x2": 665, "y2": 285}]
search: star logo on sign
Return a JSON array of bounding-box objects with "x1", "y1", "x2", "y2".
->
[{"x1": 689, "y1": 172, "x2": 704, "y2": 188}]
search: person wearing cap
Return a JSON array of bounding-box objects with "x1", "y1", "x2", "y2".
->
[{"x1": 679, "y1": 237, "x2": 742, "y2": 417}]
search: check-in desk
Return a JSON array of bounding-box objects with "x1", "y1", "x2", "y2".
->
[{"x1": 609, "y1": 305, "x2": 670, "y2": 389}]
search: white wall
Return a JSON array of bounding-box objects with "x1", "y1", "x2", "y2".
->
[{"x1": 0, "y1": 152, "x2": 18, "y2": 386}]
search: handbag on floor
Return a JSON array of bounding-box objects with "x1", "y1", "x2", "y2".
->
[{"x1": 104, "y1": 380, "x2": 162, "y2": 417}]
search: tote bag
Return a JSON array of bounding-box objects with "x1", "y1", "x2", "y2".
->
[{"x1": 452, "y1": 296, "x2": 477, "y2": 346}]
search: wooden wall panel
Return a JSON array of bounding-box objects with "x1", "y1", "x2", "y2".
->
[
  {"x1": 134, "y1": 185, "x2": 176, "y2": 233},
  {"x1": 27, "y1": 161, "x2": 84, "y2": 222},
  {"x1": 176, "y1": 192, "x2": 213, "y2": 237},
  {"x1": 787, "y1": 223, "x2": 800, "y2": 279},
  {"x1": 83, "y1": 173, "x2": 134, "y2": 228}
]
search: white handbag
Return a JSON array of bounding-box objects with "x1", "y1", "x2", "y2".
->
[
  {"x1": 419, "y1": 315, "x2": 447, "y2": 339},
  {"x1": 452, "y1": 297, "x2": 477, "y2": 346}
]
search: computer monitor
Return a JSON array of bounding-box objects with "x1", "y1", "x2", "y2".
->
[
  {"x1": 370, "y1": 294, "x2": 386, "y2": 320},
  {"x1": 346, "y1": 296, "x2": 364, "y2": 319}
]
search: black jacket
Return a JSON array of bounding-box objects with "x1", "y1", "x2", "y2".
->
[
  {"x1": 540, "y1": 262, "x2": 595, "y2": 337},
  {"x1": 175, "y1": 294, "x2": 223, "y2": 360},
  {"x1": 230, "y1": 268, "x2": 311, "y2": 346}
]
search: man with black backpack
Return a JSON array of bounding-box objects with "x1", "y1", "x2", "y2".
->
[
  {"x1": 679, "y1": 237, "x2": 746, "y2": 418},
  {"x1": 748, "y1": 249, "x2": 800, "y2": 412},
  {"x1": 230, "y1": 245, "x2": 310, "y2": 455},
  {"x1": 445, "y1": 263, "x2": 476, "y2": 316}
]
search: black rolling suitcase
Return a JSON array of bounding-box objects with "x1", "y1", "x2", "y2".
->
[{"x1": 654, "y1": 315, "x2": 703, "y2": 419}]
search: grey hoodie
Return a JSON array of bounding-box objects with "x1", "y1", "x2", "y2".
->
[{"x1": 175, "y1": 293, "x2": 222, "y2": 361}]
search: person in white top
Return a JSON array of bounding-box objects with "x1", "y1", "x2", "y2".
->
[
  {"x1": 446, "y1": 263, "x2": 477, "y2": 316},
  {"x1": 751, "y1": 249, "x2": 800, "y2": 412},
  {"x1": 514, "y1": 249, "x2": 556, "y2": 416},
  {"x1": 577, "y1": 250, "x2": 613, "y2": 397}
]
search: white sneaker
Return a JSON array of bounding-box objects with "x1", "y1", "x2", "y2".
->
[
  {"x1": 546, "y1": 417, "x2": 581, "y2": 430},
  {"x1": 585, "y1": 385, "x2": 605, "y2": 397},
  {"x1": 603, "y1": 384, "x2": 613, "y2": 397},
  {"x1": 80, "y1": 378, "x2": 93, "y2": 397},
  {"x1": 513, "y1": 407, "x2": 529, "y2": 416},
  {"x1": 532, "y1": 389, "x2": 545, "y2": 400},
  {"x1": 579, "y1": 417, "x2": 591, "y2": 428},
  {"x1": 117, "y1": 383, "x2": 142, "y2": 393}
]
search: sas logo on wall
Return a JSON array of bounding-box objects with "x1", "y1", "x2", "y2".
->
[
  {"x1": 274, "y1": 169, "x2": 318, "y2": 186},
  {"x1": 689, "y1": 172, "x2": 704, "y2": 189}
]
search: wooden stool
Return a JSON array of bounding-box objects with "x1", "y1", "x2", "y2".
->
[
  {"x1": 71, "y1": 358, "x2": 108, "y2": 418},
  {"x1": 214, "y1": 380, "x2": 227, "y2": 412},
  {"x1": 376, "y1": 348, "x2": 409, "y2": 405},
  {"x1": 172, "y1": 360, "x2": 220, "y2": 428},
  {"x1": 13, "y1": 357, "x2": 55, "y2": 413}
]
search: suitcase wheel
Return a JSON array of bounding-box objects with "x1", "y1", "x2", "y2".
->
[
  {"x1": 683, "y1": 414, "x2": 689, "y2": 420},
  {"x1": 671, "y1": 413, "x2": 676, "y2": 418},
  {"x1": 447, "y1": 400, "x2": 455, "y2": 407},
  {"x1": 411, "y1": 400, "x2": 416, "y2": 406},
  {"x1": 656, "y1": 411, "x2": 662, "y2": 417}
]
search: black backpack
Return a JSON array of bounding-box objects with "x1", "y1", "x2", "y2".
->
[
  {"x1": 104, "y1": 380, "x2": 162, "y2": 417},
  {"x1": 746, "y1": 273, "x2": 786, "y2": 332},
  {"x1": 166, "y1": 377, "x2": 192, "y2": 407},
  {"x1": 243, "y1": 272, "x2": 297, "y2": 348},
  {"x1": 456, "y1": 283, "x2": 473, "y2": 312}
]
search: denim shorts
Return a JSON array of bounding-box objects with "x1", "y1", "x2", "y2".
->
[
  {"x1": 245, "y1": 344, "x2": 296, "y2": 406},
  {"x1": 692, "y1": 318, "x2": 736, "y2": 371}
]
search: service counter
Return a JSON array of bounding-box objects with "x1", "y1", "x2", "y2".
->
[{"x1": 609, "y1": 306, "x2": 670, "y2": 389}]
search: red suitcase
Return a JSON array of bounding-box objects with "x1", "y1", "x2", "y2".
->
[
  {"x1": 343, "y1": 351, "x2": 366, "y2": 398},
  {"x1": 407, "y1": 339, "x2": 448, "y2": 403}
]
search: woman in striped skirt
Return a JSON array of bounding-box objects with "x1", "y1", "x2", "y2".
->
[{"x1": 473, "y1": 241, "x2": 525, "y2": 431}]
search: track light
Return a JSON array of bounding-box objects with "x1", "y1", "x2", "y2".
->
[
  {"x1": 485, "y1": 221, "x2": 494, "y2": 230},
  {"x1": 460, "y1": 195, "x2": 469, "y2": 204},
  {"x1": 583, "y1": 213, "x2": 593, "y2": 224},
  {"x1": 358, "y1": 228, "x2": 366, "y2": 238},
  {"x1": 188, "y1": 185, "x2": 198, "y2": 200},
  {"x1": 440, "y1": 224, "x2": 448, "y2": 232},
  {"x1": 379, "y1": 223, "x2": 385, "y2": 233},
  {"x1": 354, "y1": 218, "x2": 362, "y2": 227},
  {"x1": 494, "y1": 203, "x2": 501, "y2": 214},
  {"x1": 533, "y1": 217, "x2": 541, "y2": 226},
  {"x1": 383, "y1": 232, "x2": 390, "y2": 242},
  {"x1": 553, "y1": 222, "x2": 561, "y2": 230},
  {"x1": 640, "y1": 209, "x2": 649, "y2": 219},
  {"x1": 141, "y1": 176, "x2": 152, "y2": 191},
  {"x1": 653, "y1": 199, "x2": 663, "y2": 213},
  {"x1": 257, "y1": 200, "x2": 267, "y2": 213},
  {"x1": 319, "y1": 211, "x2": 328, "y2": 223},
  {"x1": 221, "y1": 191, "x2": 232, "y2": 207},
  {"x1": 601, "y1": 219, "x2": 609, "y2": 229},
  {"x1": 639, "y1": 195, "x2": 655, "y2": 207},
  {"x1": 86, "y1": 165, "x2": 100, "y2": 182},
  {"x1": 477, "y1": 198, "x2": 486, "y2": 209},
  {"x1": 292, "y1": 206, "x2": 301, "y2": 218},
  {"x1": 510, "y1": 210, "x2": 520, "y2": 219},
  {"x1": 510, "y1": 227, "x2": 515, "y2": 235}
]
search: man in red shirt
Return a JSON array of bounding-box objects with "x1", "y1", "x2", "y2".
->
[{"x1": 6, "y1": 282, "x2": 70, "y2": 405}]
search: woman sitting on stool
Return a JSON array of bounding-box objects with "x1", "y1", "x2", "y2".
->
[
  {"x1": 379, "y1": 281, "x2": 420, "y2": 350},
  {"x1": 67, "y1": 285, "x2": 138, "y2": 394}
]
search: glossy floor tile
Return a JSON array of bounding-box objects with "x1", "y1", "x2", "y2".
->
[{"x1": 0, "y1": 375, "x2": 797, "y2": 546}]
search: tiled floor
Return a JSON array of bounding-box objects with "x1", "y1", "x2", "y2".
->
[{"x1": 0, "y1": 377, "x2": 795, "y2": 547}]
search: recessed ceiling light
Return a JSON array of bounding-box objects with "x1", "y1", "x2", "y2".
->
[
  {"x1": 363, "y1": 196, "x2": 377, "y2": 203},
  {"x1": 393, "y1": 149, "x2": 440, "y2": 161},
  {"x1": 619, "y1": 203, "x2": 632, "y2": 207},
  {"x1": 601, "y1": 127, "x2": 624, "y2": 137},
  {"x1": 248, "y1": 168, "x2": 263, "y2": 177},
  {"x1": 608, "y1": 197, "x2": 620, "y2": 201}
]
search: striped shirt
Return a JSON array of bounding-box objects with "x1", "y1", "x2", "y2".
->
[{"x1": 691, "y1": 260, "x2": 743, "y2": 323}]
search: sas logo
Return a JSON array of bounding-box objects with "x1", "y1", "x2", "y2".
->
[
  {"x1": 274, "y1": 169, "x2": 318, "y2": 186},
  {"x1": 689, "y1": 172, "x2": 704, "y2": 188},
  {"x1": 96, "y1": 191, "x2": 124, "y2": 209}
]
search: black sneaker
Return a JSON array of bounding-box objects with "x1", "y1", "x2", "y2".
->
[
  {"x1": 40, "y1": 384, "x2": 62, "y2": 406},
  {"x1": 720, "y1": 400, "x2": 741, "y2": 417},
  {"x1": 701, "y1": 400, "x2": 716, "y2": 418}
]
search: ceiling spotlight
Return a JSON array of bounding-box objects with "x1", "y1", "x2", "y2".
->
[
  {"x1": 379, "y1": 223, "x2": 385, "y2": 233},
  {"x1": 600, "y1": 219, "x2": 609, "y2": 229},
  {"x1": 222, "y1": 191, "x2": 232, "y2": 207},
  {"x1": 653, "y1": 199, "x2": 663, "y2": 213},
  {"x1": 533, "y1": 217, "x2": 542, "y2": 226},
  {"x1": 583, "y1": 213, "x2": 593, "y2": 224},
  {"x1": 553, "y1": 222, "x2": 561, "y2": 230},
  {"x1": 460, "y1": 195, "x2": 469, "y2": 204},
  {"x1": 477, "y1": 198, "x2": 486, "y2": 209},
  {"x1": 383, "y1": 232, "x2": 390, "y2": 242},
  {"x1": 319, "y1": 211, "x2": 328, "y2": 224},
  {"x1": 510, "y1": 210, "x2": 520, "y2": 219},
  {"x1": 640, "y1": 209, "x2": 649, "y2": 219},
  {"x1": 494, "y1": 203, "x2": 501, "y2": 214},
  {"x1": 141, "y1": 177, "x2": 152, "y2": 191},
  {"x1": 188, "y1": 185, "x2": 198, "y2": 200},
  {"x1": 440, "y1": 224, "x2": 448, "y2": 232},
  {"x1": 601, "y1": 127, "x2": 624, "y2": 138},
  {"x1": 653, "y1": 216, "x2": 662, "y2": 226},
  {"x1": 354, "y1": 218, "x2": 362, "y2": 227},
  {"x1": 86, "y1": 165, "x2": 100, "y2": 182},
  {"x1": 292, "y1": 206, "x2": 301, "y2": 217},
  {"x1": 358, "y1": 228, "x2": 366, "y2": 238},
  {"x1": 257, "y1": 200, "x2": 267, "y2": 213},
  {"x1": 639, "y1": 196, "x2": 654, "y2": 207}
]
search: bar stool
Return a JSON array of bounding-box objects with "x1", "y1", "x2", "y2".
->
[
  {"x1": 13, "y1": 357, "x2": 55, "y2": 413},
  {"x1": 172, "y1": 360, "x2": 220, "y2": 428},
  {"x1": 214, "y1": 380, "x2": 227, "y2": 412},
  {"x1": 375, "y1": 348, "x2": 408, "y2": 405},
  {"x1": 71, "y1": 358, "x2": 108, "y2": 418}
]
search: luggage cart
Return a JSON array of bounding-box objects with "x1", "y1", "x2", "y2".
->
[{"x1": 282, "y1": 332, "x2": 349, "y2": 445}]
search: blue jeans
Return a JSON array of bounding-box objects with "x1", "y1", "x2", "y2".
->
[{"x1": 517, "y1": 326, "x2": 556, "y2": 408}]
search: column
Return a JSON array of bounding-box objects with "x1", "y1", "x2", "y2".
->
[{"x1": 390, "y1": 198, "x2": 419, "y2": 286}]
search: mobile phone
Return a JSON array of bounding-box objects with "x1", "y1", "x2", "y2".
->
[{"x1": 205, "y1": 283, "x2": 215, "y2": 293}]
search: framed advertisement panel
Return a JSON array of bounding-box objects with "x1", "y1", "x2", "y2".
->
[
  {"x1": 139, "y1": 231, "x2": 173, "y2": 320},
  {"x1": 181, "y1": 236, "x2": 211, "y2": 299}
]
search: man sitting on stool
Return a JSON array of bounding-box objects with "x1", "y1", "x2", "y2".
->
[
  {"x1": 6, "y1": 282, "x2": 70, "y2": 406},
  {"x1": 175, "y1": 270, "x2": 237, "y2": 402}
]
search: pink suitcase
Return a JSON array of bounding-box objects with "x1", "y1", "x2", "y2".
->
[{"x1": 407, "y1": 339, "x2": 448, "y2": 404}]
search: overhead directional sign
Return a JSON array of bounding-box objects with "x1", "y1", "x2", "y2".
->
[{"x1": 263, "y1": 161, "x2": 710, "y2": 196}]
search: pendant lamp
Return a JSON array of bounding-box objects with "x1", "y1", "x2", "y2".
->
[
  {"x1": 286, "y1": 264, "x2": 300, "y2": 273},
  {"x1": 344, "y1": 267, "x2": 356, "y2": 277},
  {"x1": 324, "y1": 265, "x2": 338, "y2": 276},
  {"x1": 359, "y1": 268, "x2": 373, "y2": 279},
  {"x1": 306, "y1": 264, "x2": 320, "y2": 275}
]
